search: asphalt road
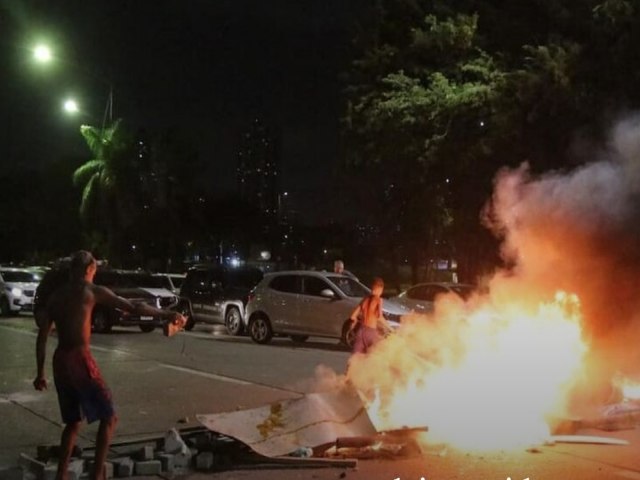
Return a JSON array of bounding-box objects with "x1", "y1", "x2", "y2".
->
[{"x1": 2, "y1": 314, "x2": 640, "y2": 480}]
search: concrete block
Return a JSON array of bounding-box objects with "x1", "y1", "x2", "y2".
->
[
  {"x1": 134, "y1": 460, "x2": 161, "y2": 476},
  {"x1": 44, "y1": 463, "x2": 83, "y2": 480},
  {"x1": 157, "y1": 453, "x2": 175, "y2": 474},
  {"x1": 172, "y1": 450, "x2": 192, "y2": 471},
  {"x1": 69, "y1": 459, "x2": 85, "y2": 479},
  {"x1": 112, "y1": 457, "x2": 134, "y2": 478},
  {"x1": 164, "y1": 428, "x2": 188, "y2": 454},
  {"x1": 18, "y1": 453, "x2": 46, "y2": 478},
  {"x1": 43, "y1": 464, "x2": 58, "y2": 480},
  {"x1": 138, "y1": 445, "x2": 155, "y2": 461},
  {"x1": 195, "y1": 451, "x2": 214, "y2": 471}
]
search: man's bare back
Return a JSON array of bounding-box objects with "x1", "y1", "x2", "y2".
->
[
  {"x1": 48, "y1": 281, "x2": 96, "y2": 350},
  {"x1": 358, "y1": 295, "x2": 382, "y2": 329}
]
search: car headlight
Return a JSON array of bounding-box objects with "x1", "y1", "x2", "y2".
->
[{"x1": 11, "y1": 287, "x2": 22, "y2": 297}]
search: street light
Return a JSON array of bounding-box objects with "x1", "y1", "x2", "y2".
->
[
  {"x1": 33, "y1": 44, "x2": 52, "y2": 63},
  {"x1": 30, "y1": 42, "x2": 114, "y2": 130},
  {"x1": 63, "y1": 98, "x2": 79, "y2": 114}
]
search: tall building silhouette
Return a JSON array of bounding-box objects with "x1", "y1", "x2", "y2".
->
[{"x1": 236, "y1": 118, "x2": 280, "y2": 216}]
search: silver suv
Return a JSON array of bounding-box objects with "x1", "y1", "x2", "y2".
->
[
  {"x1": 0, "y1": 267, "x2": 42, "y2": 316},
  {"x1": 245, "y1": 270, "x2": 408, "y2": 345}
]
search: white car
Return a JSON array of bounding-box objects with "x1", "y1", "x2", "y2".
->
[
  {"x1": 153, "y1": 273, "x2": 186, "y2": 295},
  {"x1": 0, "y1": 267, "x2": 42, "y2": 316},
  {"x1": 391, "y1": 282, "x2": 474, "y2": 314},
  {"x1": 245, "y1": 270, "x2": 409, "y2": 345}
]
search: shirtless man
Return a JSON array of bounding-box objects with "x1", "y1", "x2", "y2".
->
[
  {"x1": 33, "y1": 251, "x2": 187, "y2": 480},
  {"x1": 348, "y1": 277, "x2": 391, "y2": 354}
]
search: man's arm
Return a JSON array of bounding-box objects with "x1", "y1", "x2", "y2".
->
[
  {"x1": 33, "y1": 312, "x2": 54, "y2": 391},
  {"x1": 93, "y1": 285, "x2": 186, "y2": 325},
  {"x1": 348, "y1": 302, "x2": 362, "y2": 331}
]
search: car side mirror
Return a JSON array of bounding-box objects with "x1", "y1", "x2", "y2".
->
[{"x1": 320, "y1": 289, "x2": 336, "y2": 299}]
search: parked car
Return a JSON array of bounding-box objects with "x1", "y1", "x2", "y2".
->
[
  {"x1": 33, "y1": 265, "x2": 193, "y2": 332},
  {"x1": 180, "y1": 265, "x2": 264, "y2": 335},
  {"x1": 90, "y1": 269, "x2": 188, "y2": 333},
  {"x1": 245, "y1": 270, "x2": 410, "y2": 346},
  {"x1": 0, "y1": 267, "x2": 42, "y2": 316},
  {"x1": 391, "y1": 282, "x2": 475, "y2": 314},
  {"x1": 153, "y1": 273, "x2": 186, "y2": 295}
]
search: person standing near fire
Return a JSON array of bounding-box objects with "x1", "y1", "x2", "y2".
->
[
  {"x1": 33, "y1": 250, "x2": 187, "y2": 480},
  {"x1": 347, "y1": 276, "x2": 392, "y2": 354},
  {"x1": 333, "y1": 259, "x2": 358, "y2": 281}
]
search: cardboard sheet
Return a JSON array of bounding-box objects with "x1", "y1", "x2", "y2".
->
[{"x1": 197, "y1": 389, "x2": 377, "y2": 457}]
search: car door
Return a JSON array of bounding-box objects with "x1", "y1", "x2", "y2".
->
[
  {"x1": 265, "y1": 274, "x2": 302, "y2": 333},
  {"x1": 299, "y1": 275, "x2": 345, "y2": 336},
  {"x1": 199, "y1": 269, "x2": 226, "y2": 324},
  {"x1": 184, "y1": 270, "x2": 209, "y2": 320}
]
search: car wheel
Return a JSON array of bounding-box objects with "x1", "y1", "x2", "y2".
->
[
  {"x1": 341, "y1": 320, "x2": 357, "y2": 349},
  {"x1": 139, "y1": 325, "x2": 155, "y2": 333},
  {"x1": 92, "y1": 309, "x2": 112, "y2": 333},
  {"x1": 290, "y1": 335, "x2": 309, "y2": 343},
  {"x1": 0, "y1": 297, "x2": 11, "y2": 317},
  {"x1": 249, "y1": 315, "x2": 273, "y2": 344},
  {"x1": 225, "y1": 306, "x2": 244, "y2": 336}
]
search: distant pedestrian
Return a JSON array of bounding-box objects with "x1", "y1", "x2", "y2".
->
[
  {"x1": 333, "y1": 259, "x2": 358, "y2": 281},
  {"x1": 347, "y1": 277, "x2": 391, "y2": 355},
  {"x1": 33, "y1": 250, "x2": 186, "y2": 480}
]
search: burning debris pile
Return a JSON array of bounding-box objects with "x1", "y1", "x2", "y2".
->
[{"x1": 344, "y1": 116, "x2": 640, "y2": 451}]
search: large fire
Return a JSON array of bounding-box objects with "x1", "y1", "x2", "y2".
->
[
  {"x1": 346, "y1": 117, "x2": 640, "y2": 451},
  {"x1": 348, "y1": 287, "x2": 588, "y2": 450}
]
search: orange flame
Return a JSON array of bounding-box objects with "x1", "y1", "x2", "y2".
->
[{"x1": 348, "y1": 288, "x2": 588, "y2": 451}]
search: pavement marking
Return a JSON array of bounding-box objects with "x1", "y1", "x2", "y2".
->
[
  {"x1": 0, "y1": 323, "x2": 302, "y2": 395},
  {"x1": 158, "y1": 363, "x2": 254, "y2": 386},
  {"x1": 158, "y1": 363, "x2": 305, "y2": 396}
]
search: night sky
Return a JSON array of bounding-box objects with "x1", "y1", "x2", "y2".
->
[{"x1": 1, "y1": 0, "x2": 366, "y2": 221}]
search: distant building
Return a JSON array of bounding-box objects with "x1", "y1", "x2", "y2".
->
[{"x1": 236, "y1": 118, "x2": 280, "y2": 217}]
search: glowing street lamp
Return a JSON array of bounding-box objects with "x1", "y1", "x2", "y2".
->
[
  {"x1": 33, "y1": 44, "x2": 53, "y2": 63},
  {"x1": 29, "y1": 43, "x2": 114, "y2": 128},
  {"x1": 63, "y1": 98, "x2": 79, "y2": 114}
]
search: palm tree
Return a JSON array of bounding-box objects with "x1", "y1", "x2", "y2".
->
[{"x1": 72, "y1": 119, "x2": 136, "y2": 261}]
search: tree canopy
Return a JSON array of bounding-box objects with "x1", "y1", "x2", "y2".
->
[{"x1": 342, "y1": 0, "x2": 640, "y2": 282}]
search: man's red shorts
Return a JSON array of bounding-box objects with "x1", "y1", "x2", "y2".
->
[{"x1": 53, "y1": 347, "x2": 115, "y2": 424}]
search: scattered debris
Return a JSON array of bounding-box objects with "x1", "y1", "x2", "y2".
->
[{"x1": 551, "y1": 400, "x2": 640, "y2": 434}]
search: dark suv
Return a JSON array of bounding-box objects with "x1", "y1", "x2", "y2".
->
[
  {"x1": 35, "y1": 267, "x2": 190, "y2": 333},
  {"x1": 180, "y1": 265, "x2": 263, "y2": 335}
]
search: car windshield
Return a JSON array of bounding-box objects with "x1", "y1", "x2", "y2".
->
[
  {"x1": 95, "y1": 271, "x2": 167, "y2": 288},
  {"x1": 326, "y1": 275, "x2": 369, "y2": 297},
  {"x1": 1, "y1": 270, "x2": 40, "y2": 282},
  {"x1": 169, "y1": 275, "x2": 185, "y2": 288}
]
